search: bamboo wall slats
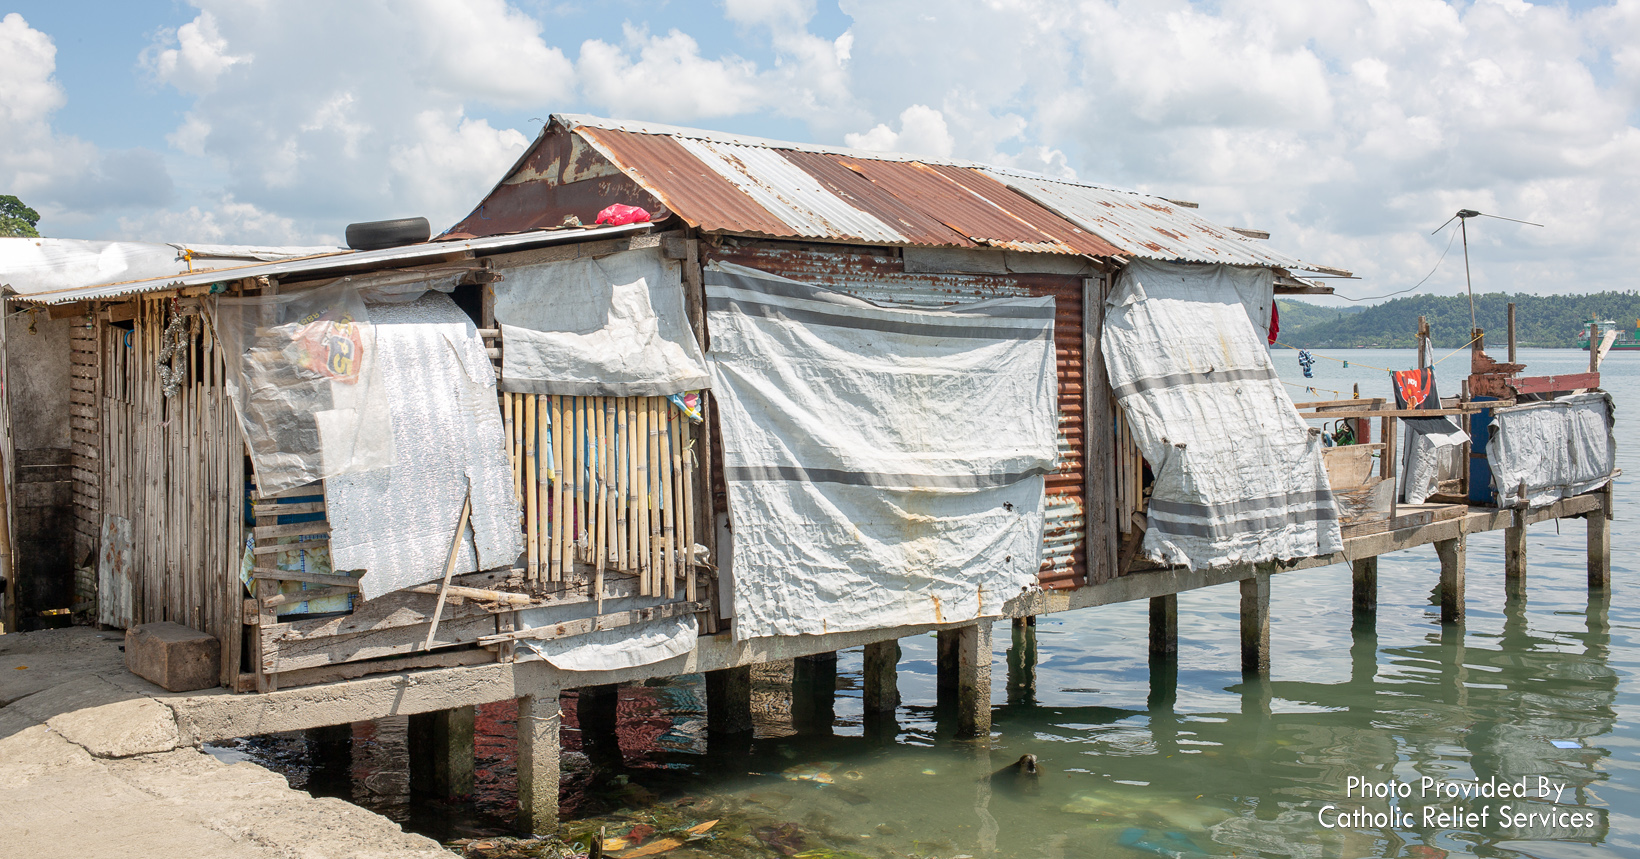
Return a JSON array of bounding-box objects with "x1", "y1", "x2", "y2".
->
[
  {"x1": 506, "y1": 393, "x2": 697, "y2": 599},
  {"x1": 100, "y1": 298, "x2": 244, "y2": 684}
]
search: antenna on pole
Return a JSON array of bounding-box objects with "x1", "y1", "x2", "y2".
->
[{"x1": 1430, "y1": 209, "x2": 1544, "y2": 336}]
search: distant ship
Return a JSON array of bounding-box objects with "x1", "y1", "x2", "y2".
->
[{"x1": 1579, "y1": 319, "x2": 1640, "y2": 351}]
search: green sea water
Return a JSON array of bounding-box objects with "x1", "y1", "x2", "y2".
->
[{"x1": 210, "y1": 348, "x2": 1636, "y2": 858}]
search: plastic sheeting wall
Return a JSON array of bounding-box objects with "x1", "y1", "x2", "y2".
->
[
  {"x1": 1486, "y1": 392, "x2": 1616, "y2": 508},
  {"x1": 706, "y1": 261, "x2": 1058, "y2": 640},
  {"x1": 494, "y1": 246, "x2": 710, "y2": 396},
  {"x1": 1103, "y1": 260, "x2": 1343, "y2": 568},
  {"x1": 325, "y1": 293, "x2": 522, "y2": 599}
]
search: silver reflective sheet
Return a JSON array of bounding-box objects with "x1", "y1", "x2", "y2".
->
[{"x1": 325, "y1": 293, "x2": 522, "y2": 598}]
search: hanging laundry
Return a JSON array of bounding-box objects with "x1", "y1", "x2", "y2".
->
[
  {"x1": 1297, "y1": 349, "x2": 1315, "y2": 378},
  {"x1": 1342, "y1": 360, "x2": 1349, "y2": 368}
]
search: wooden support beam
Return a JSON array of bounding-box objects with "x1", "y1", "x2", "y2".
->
[
  {"x1": 1436, "y1": 534, "x2": 1466, "y2": 624},
  {"x1": 862, "y1": 639, "x2": 901, "y2": 714},
  {"x1": 1589, "y1": 483, "x2": 1612, "y2": 589},
  {"x1": 1507, "y1": 303, "x2": 1517, "y2": 365},
  {"x1": 1505, "y1": 509, "x2": 1527, "y2": 596},
  {"x1": 516, "y1": 690, "x2": 562, "y2": 834},
  {"x1": 1351, "y1": 558, "x2": 1377, "y2": 613},
  {"x1": 1240, "y1": 569, "x2": 1271, "y2": 676},
  {"x1": 1149, "y1": 594, "x2": 1177, "y2": 656}
]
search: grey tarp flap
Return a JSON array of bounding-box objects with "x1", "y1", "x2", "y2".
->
[
  {"x1": 1103, "y1": 260, "x2": 1343, "y2": 569},
  {"x1": 707, "y1": 262, "x2": 1058, "y2": 641},
  {"x1": 1487, "y1": 392, "x2": 1616, "y2": 508},
  {"x1": 325, "y1": 293, "x2": 522, "y2": 599},
  {"x1": 494, "y1": 245, "x2": 711, "y2": 396}
]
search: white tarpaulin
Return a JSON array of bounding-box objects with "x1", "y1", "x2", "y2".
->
[
  {"x1": 1401, "y1": 423, "x2": 1468, "y2": 504},
  {"x1": 706, "y1": 262, "x2": 1057, "y2": 641},
  {"x1": 1104, "y1": 260, "x2": 1343, "y2": 568},
  {"x1": 1486, "y1": 392, "x2": 1616, "y2": 508},
  {"x1": 495, "y1": 246, "x2": 711, "y2": 396},
  {"x1": 325, "y1": 293, "x2": 522, "y2": 598},
  {"x1": 517, "y1": 596, "x2": 697, "y2": 671}
]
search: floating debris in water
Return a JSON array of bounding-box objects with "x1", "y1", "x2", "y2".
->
[
  {"x1": 1550, "y1": 740, "x2": 1581, "y2": 749},
  {"x1": 782, "y1": 763, "x2": 840, "y2": 784}
]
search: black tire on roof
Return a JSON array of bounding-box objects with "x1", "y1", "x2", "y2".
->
[{"x1": 345, "y1": 217, "x2": 431, "y2": 251}]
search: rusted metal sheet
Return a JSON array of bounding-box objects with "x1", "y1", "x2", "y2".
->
[
  {"x1": 446, "y1": 131, "x2": 665, "y2": 237},
  {"x1": 922, "y1": 164, "x2": 1121, "y2": 258},
  {"x1": 674, "y1": 139, "x2": 905, "y2": 243},
  {"x1": 578, "y1": 128, "x2": 796, "y2": 238},
  {"x1": 705, "y1": 242, "x2": 1088, "y2": 590},
  {"x1": 825, "y1": 157, "x2": 1117, "y2": 258},
  {"x1": 453, "y1": 115, "x2": 1347, "y2": 275},
  {"x1": 988, "y1": 169, "x2": 1350, "y2": 274},
  {"x1": 780, "y1": 150, "x2": 975, "y2": 247}
]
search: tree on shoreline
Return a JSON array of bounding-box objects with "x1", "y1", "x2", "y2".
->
[{"x1": 0, "y1": 195, "x2": 41, "y2": 238}]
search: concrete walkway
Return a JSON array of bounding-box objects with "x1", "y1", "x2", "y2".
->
[{"x1": 0, "y1": 628, "x2": 454, "y2": 858}]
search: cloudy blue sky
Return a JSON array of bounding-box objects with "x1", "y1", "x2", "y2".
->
[{"x1": 2, "y1": 0, "x2": 1637, "y2": 303}]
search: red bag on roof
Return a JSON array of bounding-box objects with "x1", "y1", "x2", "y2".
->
[{"x1": 596, "y1": 204, "x2": 651, "y2": 226}]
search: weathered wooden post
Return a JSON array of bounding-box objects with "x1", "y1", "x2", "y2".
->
[
  {"x1": 409, "y1": 706, "x2": 475, "y2": 799},
  {"x1": 1589, "y1": 483, "x2": 1612, "y2": 589},
  {"x1": 1240, "y1": 567, "x2": 1271, "y2": 676},
  {"x1": 939, "y1": 622, "x2": 994, "y2": 740},
  {"x1": 705, "y1": 667, "x2": 754, "y2": 735},
  {"x1": 1149, "y1": 594, "x2": 1177, "y2": 658},
  {"x1": 1507, "y1": 303, "x2": 1517, "y2": 365},
  {"x1": 1351, "y1": 559, "x2": 1377, "y2": 614},
  {"x1": 1504, "y1": 507, "x2": 1527, "y2": 596},
  {"x1": 517, "y1": 689, "x2": 562, "y2": 833},
  {"x1": 863, "y1": 640, "x2": 901, "y2": 714},
  {"x1": 1436, "y1": 533, "x2": 1466, "y2": 623}
]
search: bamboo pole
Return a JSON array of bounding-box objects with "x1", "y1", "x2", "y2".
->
[
  {"x1": 682, "y1": 417, "x2": 696, "y2": 603},
  {"x1": 504, "y1": 392, "x2": 519, "y2": 507},
  {"x1": 648, "y1": 397, "x2": 663, "y2": 595},
  {"x1": 549, "y1": 395, "x2": 565, "y2": 582},
  {"x1": 615, "y1": 397, "x2": 629, "y2": 573},
  {"x1": 423, "y1": 492, "x2": 474, "y2": 649},
  {"x1": 635, "y1": 399, "x2": 651, "y2": 595},
  {"x1": 667, "y1": 404, "x2": 684, "y2": 599},
  {"x1": 536, "y1": 394, "x2": 551, "y2": 586},
  {"x1": 593, "y1": 396, "x2": 609, "y2": 608},
  {"x1": 659, "y1": 401, "x2": 675, "y2": 598},
  {"x1": 524, "y1": 394, "x2": 539, "y2": 582}
]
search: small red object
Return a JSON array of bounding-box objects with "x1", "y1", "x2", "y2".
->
[
  {"x1": 596, "y1": 204, "x2": 651, "y2": 226},
  {"x1": 1268, "y1": 301, "x2": 1279, "y2": 345}
]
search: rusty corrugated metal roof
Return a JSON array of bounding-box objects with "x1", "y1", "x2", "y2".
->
[{"x1": 531, "y1": 115, "x2": 1349, "y2": 273}]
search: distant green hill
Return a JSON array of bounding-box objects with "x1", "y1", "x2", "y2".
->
[{"x1": 1276, "y1": 292, "x2": 1640, "y2": 349}]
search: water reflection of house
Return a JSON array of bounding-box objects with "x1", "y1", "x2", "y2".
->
[{"x1": 0, "y1": 114, "x2": 1616, "y2": 831}]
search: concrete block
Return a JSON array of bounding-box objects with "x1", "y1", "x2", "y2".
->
[{"x1": 126, "y1": 622, "x2": 220, "y2": 692}]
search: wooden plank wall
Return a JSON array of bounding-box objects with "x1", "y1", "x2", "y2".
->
[
  {"x1": 68, "y1": 316, "x2": 101, "y2": 567},
  {"x1": 101, "y1": 297, "x2": 245, "y2": 684}
]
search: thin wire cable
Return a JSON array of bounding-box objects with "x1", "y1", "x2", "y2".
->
[
  {"x1": 1331, "y1": 224, "x2": 1460, "y2": 302},
  {"x1": 1430, "y1": 331, "x2": 1484, "y2": 366}
]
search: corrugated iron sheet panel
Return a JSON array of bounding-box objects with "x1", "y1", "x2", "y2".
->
[
  {"x1": 824, "y1": 157, "x2": 1111, "y2": 258},
  {"x1": 578, "y1": 128, "x2": 794, "y2": 238},
  {"x1": 674, "y1": 139, "x2": 905, "y2": 244},
  {"x1": 924, "y1": 164, "x2": 1122, "y2": 258},
  {"x1": 780, "y1": 150, "x2": 975, "y2": 247},
  {"x1": 988, "y1": 170, "x2": 1327, "y2": 271},
  {"x1": 705, "y1": 243, "x2": 1088, "y2": 590}
]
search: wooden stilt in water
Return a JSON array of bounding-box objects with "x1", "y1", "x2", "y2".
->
[
  {"x1": 524, "y1": 397, "x2": 539, "y2": 582},
  {"x1": 1351, "y1": 558, "x2": 1377, "y2": 613},
  {"x1": 1240, "y1": 567, "x2": 1270, "y2": 676},
  {"x1": 1436, "y1": 533, "x2": 1466, "y2": 624},
  {"x1": 1505, "y1": 507, "x2": 1527, "y2": 596},
  {"x1": 1149, "y1": 594, "x2": 1177, "y2": 657},
  {"x1": 1589, "y1": 482, "x2": 1612, "y2": 589}
]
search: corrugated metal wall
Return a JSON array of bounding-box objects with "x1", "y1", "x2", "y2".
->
[{"x1": 705, "y1": 241, "x2": 1091, "y2": 590}]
